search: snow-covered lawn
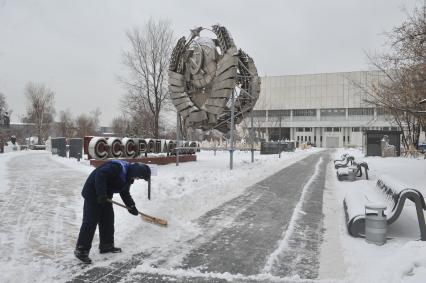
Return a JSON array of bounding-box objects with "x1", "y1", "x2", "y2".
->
[{"x1": 322, "y1": 148, "x2": 426, "y2": 283}]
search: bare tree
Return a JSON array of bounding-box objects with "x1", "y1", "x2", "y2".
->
[
  {"x1": 0, "y1": 92, "x2": 8, "y2": 116},
  {"x1": 111, "y1": 116, "x2": 130, "y2": 137},
  {"x1": 23, "y1": 82, "x2": 55, "y2": 144},
  {"x1": 90, "y1": 108, "x2": 102, "y2": 133},
  {"x1": 241, "y1": 111, "x2": 268, "y2": 143},
  {"x1": 119, "y1": 94, "x2": 155, "y2": 137},
  {"x1": 73, "y1": 109, "x2": 102, "y2": 138},
  {"x1": 120, "y1": 19, "x2": 174, "y2": 138},
  {"x1": 0, "y1": 93, "x2": 10, "y2": 148},
  {"x1": 362, "y1": 4, "x2": 426, "y2": 149},
  {"x1": 75, "y1": 113, "x2": 95, "y2": 138},
  {"x1": 0, "y1": 92, "x2": 11, "y2": 127},
  {"x1": 57, "y1": 109, "x2": 75, "y2": 138}
]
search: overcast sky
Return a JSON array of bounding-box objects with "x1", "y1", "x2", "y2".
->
[{"x1": 0, "y1": 0, "x2": 420, "y2": 125}]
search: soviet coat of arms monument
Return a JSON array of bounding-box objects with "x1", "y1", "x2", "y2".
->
[{"x1": 168, "y1": 25, "x2": 260, "y2": 135}]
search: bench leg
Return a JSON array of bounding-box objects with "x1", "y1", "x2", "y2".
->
[{"x1": 414, "y1": 198, "x2": 426, "y2": 241}]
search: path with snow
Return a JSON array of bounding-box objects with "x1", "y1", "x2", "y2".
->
[
  {"x1": 70, "y1": 151, "x2": 331, "y2": 282},
  {"x1": 0, "y1": 152, "x2": 86, "y2": 281}
]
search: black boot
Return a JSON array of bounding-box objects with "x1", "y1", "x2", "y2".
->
[
  {"x1": 74, "y1": 247, "x2": 92, "y2": 264},
  {"x1": 99, "y1": 244, "x2": 122, "y2": 254}
]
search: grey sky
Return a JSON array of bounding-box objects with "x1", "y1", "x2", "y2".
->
[{"x1": 0, "y1": 0, "x2": 419, "y2": 125}]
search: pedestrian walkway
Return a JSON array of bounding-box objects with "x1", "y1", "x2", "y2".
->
[
  {"x1": 0, "y1": 152, "x2": 87, "y2": 282},
  {"x1": 70, "y1": 151, "x2": 331, "y2": 283}
]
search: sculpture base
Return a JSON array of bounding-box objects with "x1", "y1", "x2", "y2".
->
[{"x1": 90, "y1": 154, "x2": 197, "y2": 167}]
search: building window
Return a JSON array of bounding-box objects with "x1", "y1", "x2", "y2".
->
[
  {"x1": 314, "y1": 136, "x2": 317, "y2": 142},
  {"x1": 382, "y1": 127, "x2": 390, "y2": 131},
  {"x1": 347, "y1": 136, "x2": 350, "y2": 143},
  {"x1": 304, "y1": 127, "x2": 312, "y2": 132},
  {"x1": 251, "y1": 110, "x2": 266, "y2": 117},
  {"x1": 296, "y1": 127, "x2": 304, "y2": 132},
  {"x1": 333, "y1": 127, "x2": 341, "y2": 132},
  {"x1": 352, "y1": 127, "x2": 360, "y2": 132},
  {"x1": 308, "y1": 136, "x2": 311, "y2": 141},
  {"x1": 377, "y1": 108, "x2": 391, "y2": 116},
  {"x1": 325, "y1": 127, "x2": 333, "y2": 132},
  {"x1": 391, "y1": 127, "x2": 398, "y2": 131},
  {"x1": 269, "y1": 110, "x2": 291, "y2": 117},
  {"x1": 320, "y1": 136, "x2": 323, "y2": 142},
  {"x1": 320, "y1": 108, "x2": 345, "y2": 116},
  {"x1": 293, "y1": 109, "x2": 316, "y2": 116},
  {"x1": 297, "y1": 136, "x2": 299, "y2": 141},
  {"x1": 343, "y1": 136, "x2": 346, "y2": 142},
  {"x1": 348, "y1": 108, "x2": 374, "y2": 116}
]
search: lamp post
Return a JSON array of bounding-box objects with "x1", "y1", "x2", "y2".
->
[
  {"x1": 250, "y1": 110, "x2": 254, "y2": 163},
  {"x1": 229, "y1": 89, "x2": 236, "y2": 170},
  {"x1": 176, "y1": 112, "x2": 180, "y2": 166},
  {"x1": 279, "y1": 114, "x2": 282, "y2": 158}
]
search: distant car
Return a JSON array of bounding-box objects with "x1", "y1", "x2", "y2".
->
[{"x1": 417, "y1": 144, "x2": 426, "y2": 153}]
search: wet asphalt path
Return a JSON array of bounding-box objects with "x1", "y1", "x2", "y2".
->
[{"x1": 70, "y1": 151, "x2": 330, "y2": 283}]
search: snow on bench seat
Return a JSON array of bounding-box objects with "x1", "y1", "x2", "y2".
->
[
  {"x1": 337, "y1": 162, "x2": 369, "y2": 181},
  {"x1": 343, "y1": 176, "x2": 426, "y2": 240},
  {"x1": 336, "y1": 166, "x2": 356, "y2": 176},
  {"x1": 378, "y1": 174, "x2": 413, "y2": 195}
]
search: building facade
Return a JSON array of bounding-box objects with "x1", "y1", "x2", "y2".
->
[{"x1": 244, "y1": 71, "x2": 399, "y2": 148}]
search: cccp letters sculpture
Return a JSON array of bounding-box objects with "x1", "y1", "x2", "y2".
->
[{"x1": 169, "y1": 25, "x2": 260, "y2": 134}]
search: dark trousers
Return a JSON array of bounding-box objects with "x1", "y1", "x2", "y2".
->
[{"x1": 76, "y1": 199, "x2": 115, "y2": 251}]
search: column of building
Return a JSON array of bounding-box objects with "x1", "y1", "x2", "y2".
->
[
  {"x1": 265, "y1": 110, "x2": 269, "y2": 141},
  {"x1": 289, "y1": 110, "x2": 294, "y2": 141},
  {"x1": 316, "y1": 108, "x2": 321, "y2": 147}
]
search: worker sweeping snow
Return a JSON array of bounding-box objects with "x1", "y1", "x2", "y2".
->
[{"x1": 74, "y1": 160, "x2": 150, "y2": 264}]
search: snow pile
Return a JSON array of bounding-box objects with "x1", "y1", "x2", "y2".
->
[
  {"x1": 379, "y1": 174, "x2": 421, "y2": 194},
  {"x1": 3, "y1": 142, "x2": 20, "y2": 153}
]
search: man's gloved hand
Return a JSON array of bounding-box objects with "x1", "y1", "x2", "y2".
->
[
  {"x1": 128, "y1": 205, "x2": 139, "y2": 216},
  {"x1": 97, "y1": 195, "x2": 108, "y2": 205}
]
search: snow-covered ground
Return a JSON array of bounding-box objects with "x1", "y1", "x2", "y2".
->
[
  {"x1": 0, "y1": 148, "x2": 323, "y2": 282},
  {"x1": 322, "y1": 148, "x2": 426, "y2": 283},
  {"x1": 1, "y1": 147, "x2": 426, "y2": 283}
]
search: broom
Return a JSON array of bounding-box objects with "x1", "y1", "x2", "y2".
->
[{"x1": 107, "y1": 199, "x2": 168, "y2": 227}]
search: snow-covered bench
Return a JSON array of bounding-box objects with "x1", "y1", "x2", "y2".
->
[
  {"x1": 334, "y1": 155, "x2": 355, "y2": 169},
  {"x1": 343, "y1": 175, "x2": 426, "y2": 240},
  {"x1": 336, "y1": 162, "x2": 369, "y2": 181},
  {"x1": 334, "y1": 153, "x2": 349, "y2": 164}
]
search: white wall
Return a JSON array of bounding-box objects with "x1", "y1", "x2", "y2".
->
[{"x1": 255, "y1": 71, "x2": 384, "y2": 111}]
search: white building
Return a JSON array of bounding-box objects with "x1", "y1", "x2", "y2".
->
[{"x1": 244, "y1": 70, "x2": 400, "y2": 148}]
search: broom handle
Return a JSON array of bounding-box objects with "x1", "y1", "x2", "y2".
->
[{"x1": 107, "y1": 199, "x2": 153, "y2": 219}]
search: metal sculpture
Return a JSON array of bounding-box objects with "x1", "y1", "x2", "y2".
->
[{"x1": 169, "y1": 25, "x2": 260, "y2": 134}]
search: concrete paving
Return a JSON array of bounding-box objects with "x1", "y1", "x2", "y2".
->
[
  {"x1": 0, "y1": 152, "x2": 86, "y2": 266},
  {"x1": 70, "y1": 151, "x2": 330, "y2": 282}
]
